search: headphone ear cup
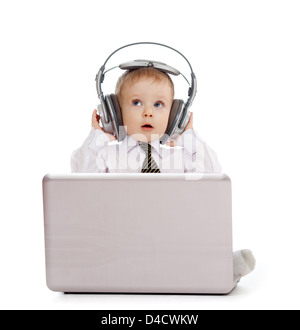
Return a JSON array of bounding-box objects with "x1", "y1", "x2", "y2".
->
[
  {"x1": 109, "y1": 94, "x2": 124, "y2": 128},
  {"x1": 97, "y1": 101, "x2": 114, "y2": 136},
  {"x1": 164, "y1": 99, "x2": 184, "y2": 141},
  {"x1": 105, "y1": 94, "x2": 126, "y2": 141}
]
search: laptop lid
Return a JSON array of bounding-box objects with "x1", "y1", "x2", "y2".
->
[{"x1": 42, "y1": 173, "x2": 234, "y2": 294}]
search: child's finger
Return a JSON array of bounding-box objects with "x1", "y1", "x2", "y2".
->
[
  {"x1": 92, "y1": 110, "x2": 98, "y2": 122},
  {"x1": 92, "y1": 110, "x2": 97, "y2": 125},
  {"x1": 188, "y1": 112, "x2": 193, "y2": 127},
  {"x1": 92, "y1": 110, "x2": 101, "y2": 123}
]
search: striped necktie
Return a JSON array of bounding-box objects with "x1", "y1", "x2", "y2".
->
[{"x1": 139, "y1": 142, "x2": 161, "y2": 173}]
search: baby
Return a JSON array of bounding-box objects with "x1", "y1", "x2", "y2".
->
[
  {"x1": 71, "y1": 67, "x2": 255, "y2": 283},
  {"x1": 72, "y1": 68, "x2": 222, "y2": 173}
]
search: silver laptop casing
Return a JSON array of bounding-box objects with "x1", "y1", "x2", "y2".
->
[{"x1": 42, "y1": 173, "x2": 234, "y2": 294}]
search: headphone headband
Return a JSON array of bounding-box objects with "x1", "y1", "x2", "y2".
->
[
  {"x1": 119, "y1": 59, "x2": 181, "y2": 76},
  {"x1": 95, "y1": 42, "x2": 197, "y2": 118}
]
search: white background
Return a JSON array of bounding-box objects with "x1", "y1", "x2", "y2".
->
[{"x1": 0, "y1": 0, "x2": 299, "y2": 310}]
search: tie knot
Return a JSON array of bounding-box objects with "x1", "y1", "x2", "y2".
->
[{"x1": 139, "y1": 142, "x2": 151, "y2": 154}]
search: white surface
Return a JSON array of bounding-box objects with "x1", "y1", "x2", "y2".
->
[{"x1": 0, "y1": 0, "x2": 300, "y2": 310}]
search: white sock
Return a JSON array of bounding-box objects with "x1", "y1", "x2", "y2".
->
[{"x1": 233, "y1": 249, "x2": 256, "y2": 284}]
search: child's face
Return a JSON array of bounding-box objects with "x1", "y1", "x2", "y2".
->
[{"x1": 119, "y1": 77, "x2": 173, "y2": 143}]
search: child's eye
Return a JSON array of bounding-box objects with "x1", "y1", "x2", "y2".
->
[
  {"x1": 154, "y1": 102, "x2": 164, "y2": 108},
  {"x1": 133, "y1": 100, "x2": 142, "y2": 106}
]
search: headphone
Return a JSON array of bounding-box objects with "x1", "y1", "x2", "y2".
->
[{"x1": 95, "y1": 42, "x2": 197, "y2": 145}]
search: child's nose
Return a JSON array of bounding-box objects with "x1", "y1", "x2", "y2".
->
[{"x1": 143, "y1": 107, "x2": 153, "y2": 118}]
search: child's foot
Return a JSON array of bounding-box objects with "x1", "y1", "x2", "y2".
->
[{"x1": 233, "y1": 249, "x2": 256, "y2": 284}]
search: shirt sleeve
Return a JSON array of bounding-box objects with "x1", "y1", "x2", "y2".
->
[
  {"x1": 176, "y1": 129, "x2": 222, "y2": 173},
  {"x1": 71, "y1": 128, "x2": 110, "y2": 173}
]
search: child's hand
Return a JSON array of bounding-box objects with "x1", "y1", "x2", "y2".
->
[
  {"x1": 166, "y1": 112, "x2": 193, "y2": 147},
  {"x1": 91, "y1": 109, "x2": 117, "y2": 142},
  {"x1": 92, "y1": 109, "x2": 102, "y2": 130}
]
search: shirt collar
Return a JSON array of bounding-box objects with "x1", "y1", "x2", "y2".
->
[
  {"x1": 149, "y1": 138, "x2": 161, "y2": 155},
  {"x1": 108, "y1": 135, "x2": 182, "y2": 158},
  {"x1": 116, "y1": 134, "x2": 174, "y2": 159}
]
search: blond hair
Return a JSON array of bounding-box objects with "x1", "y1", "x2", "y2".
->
[{"x1": 115, "y1": 67, "x2": 174, "y2": 100}]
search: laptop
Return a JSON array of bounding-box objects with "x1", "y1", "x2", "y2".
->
[{"x1": 42, "y1": 173, "x2": 234, "y2": 294}]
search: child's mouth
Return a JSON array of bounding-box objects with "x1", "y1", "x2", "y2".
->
[{"x1": 141, "y1": 124, "x2": 154, "y2": 131}]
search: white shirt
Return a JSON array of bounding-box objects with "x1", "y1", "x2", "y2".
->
[{"x1": 71, "y1": 128, "x2": 222, "y2": 173}]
